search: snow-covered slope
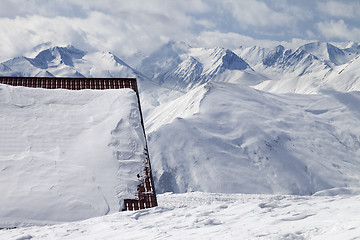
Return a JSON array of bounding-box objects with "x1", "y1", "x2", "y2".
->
[
  {"x1": 136, "y1": 41, "x2": 260, "y2": 90},
  {"x1": 262, "y1": 45, "x2": 330, "y2": 77},
  {"x1": 252, "y1": 52, "x2": 360, "y2": 94},
  {"x1": 0, "y1": 46, "x2": 140, "y2": 79},
  {"x1": 146, "y1": 82, "x2": 360, "y2": 195},
  {"x1": 1, "y1": 41, "x2": 359, "y2": 93},
  {"x1": 235, "y1": 42, "x2": 360, "y2": 93},
  {"x1": 234, "y1": 45, "x2": 268, "y2": 68},
  {"x1": 1, "y1": 192, "x2": 360, "y2": 239},
  {"x1": 0, "y1": 84, "x2": 146, "y2": 225},
  {"x1": 325, "y1": 55, "x2": 360, "y2": 92},
  {"x1": 299, "y1": 42, "x2": 359, "y2": 66}
]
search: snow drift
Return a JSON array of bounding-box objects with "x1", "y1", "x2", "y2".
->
[{"x1": 0, "y1": 84, "x2": 146, "y2": 225}]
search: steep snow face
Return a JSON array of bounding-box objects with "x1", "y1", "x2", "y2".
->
[
  {"x1": 262, "y1": 45, "x2": 291, "y2": 67},
  {"x1": 31, "y1": 46, "x2": 86, "y2": 69},
  {"x1": 299, "y1": 42, "x2": 359, "y2": 66},
  {"x1": 1, "y1": 57, "x2": 45, "y2": 77},
  {"x1": 324, "y1": 55, "x2": 360, "y2": 92},
  {"x1": 146, "y1": 82, "x2": 360, "y2": 195},
  {"x1": 1, "y1": 46, "x2": 87, "y2": 78},
  {"x1": 0, "y1": 63, "x2": 11, "y2": 72},
  {"x1": 0, "y1": 85, "x2": 146, "y2": 225},
  {"x1": 234, "y1": 45, "x2": 268, "y2": 68},
  {"x1": 253, "y1": 53, "x2": 360, "y2": 94},
  {"x1": 233, "y1": 42, "x2": 360, "y2": 94},
  {"x1": 136, "y1": 42, "x2": 253, "y2": 90},
  {"x1": 162, "y1": 56, "x2": 204, "y2": 89},
  {"x1": 261, "y1": 45, "x2": 330, "y2": 77},
  {"x1": 73, "y1": 51, "x2": 138, "y2": 78},
  {"x1": 189, "y1": 47, "x2": 250, "y2": 80},
  {"x1": 345, "y1": 41, "x2": 360, "y2": 54},
  {"x1": 136, "y1": 41, "x2": 191, "y2": 80},
  {"x1": 0, "y1": 46, "x2": 139, "y2": 79}
]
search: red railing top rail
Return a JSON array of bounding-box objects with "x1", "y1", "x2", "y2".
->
[{"x1": 0, "y1": 77, "x2": 138, "y2": 94}]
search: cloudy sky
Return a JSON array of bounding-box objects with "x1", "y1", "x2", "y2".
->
[{"x1": 0, "y1": 0, "x2": 359, "y2": 61}]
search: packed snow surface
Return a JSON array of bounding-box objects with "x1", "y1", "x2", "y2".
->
[
  {"x1": 0, "y1": 84, "x2": 146, "y2": 225},
  {"x1": 1, "y1": 192, "x2": 360, "y2": 239}
]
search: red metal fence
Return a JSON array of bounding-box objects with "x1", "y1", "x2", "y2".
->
[
  {"x1": 0, "y1": 76, "x2": 157, "y2": 211},
  {"x1": 0, "y1": 77, "x2": 137, "y2": 93},
  {"x1": 123, "y1": 152, "x2": 157, "y2": 211}
]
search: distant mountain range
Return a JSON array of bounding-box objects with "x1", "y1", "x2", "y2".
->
[
  {"x1": 1, "y1": 41, "x2": 359, "y2": 93},
  {"x1": 0, "y1": 46, "x2": 138, "y2": 79}
]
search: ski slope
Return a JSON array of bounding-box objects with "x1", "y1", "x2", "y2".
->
[{"x1": 0, "y1": 84, "x2": 146, "y2": 225}]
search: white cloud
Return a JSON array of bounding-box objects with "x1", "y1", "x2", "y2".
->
[
  {"x1": 0, "y1": 0, "x2": 359, "y2": 62},
  {"x1": 195, "y1": 31, "x2": 316, "y2": 50},
  {"x1": 220, "y1": 0, "x2": 296, "y2": 28},
  {"x1": 195, "y1": 31, "x2": 255, "y2": 49},
  {"x1": 196, "y1": 31, "x2": 280, "y2": 49},
  {"x1": 0, "y1": 0, "x2": 87, "y2": 18},
  {"x1": 0, "y1": 0, "x2": 217, "y2": 61},
  {"x1": 0, "y1": 9, "x2": 198, "y2": 61},
  {"x1": 316, "y1": 20, "x2": 360, "y2": 41},
  {"x1": 317, "y1": 1, "x2": 360, "y2": 18}
]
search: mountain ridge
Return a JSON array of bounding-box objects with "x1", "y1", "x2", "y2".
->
[{"x1": 1, "y1": 40, "x2": 359, "y2": 93}]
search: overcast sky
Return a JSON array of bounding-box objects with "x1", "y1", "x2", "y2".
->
[{"x1": 0, "y1": 0, "x2": 359, "y2": 61}]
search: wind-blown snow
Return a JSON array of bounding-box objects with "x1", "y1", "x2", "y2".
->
[{"x1": 0, "y1": 84, "x2": 146, "y2": 226}]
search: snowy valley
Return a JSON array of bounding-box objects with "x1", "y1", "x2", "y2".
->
[{"x1": 1, "y1": 41, "x2": 360, "y2": 239}]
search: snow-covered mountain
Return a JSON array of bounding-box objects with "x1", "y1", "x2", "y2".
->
[
  {"x1": 0, "y1": 46, "x2": 140, "y2": 79},
  {"x1": 234, "y1": 44, "x2": 332, "y2": 88},
  {"x1": 135, "y1": 41, "x2": 258, "y2": 90},
  {"x1": 234, "y1": 45, "x2": 268, "y2": 67},
  {"x1": 299, "y1": 42, "x2": 360, "y2": 66},
  {"x1": 1, "y1": 41, "x2": 359, "y2": 93},
  {"x1": 233, "y1": 42, "x2": 360, "y2": 93},
  {"x1": 262, "y1": 45, "x2": 330, "y2": 76},
  {"x1": 147, "y1": 82, "x2": 360, "y2": 195},
  {"x1": 1, "y1": 40, "x2": 360, "y2": 234}
]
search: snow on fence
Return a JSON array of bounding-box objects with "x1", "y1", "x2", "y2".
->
[
  {"x1": 0, "y1": 77, "x2": 137, "y2": 92},
  {"x1": 123, "y1": 160, "x2": 157, "y2": 210},
  {"x1": 0, "y1": 76, "x2": 157, "y2": 211}
]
